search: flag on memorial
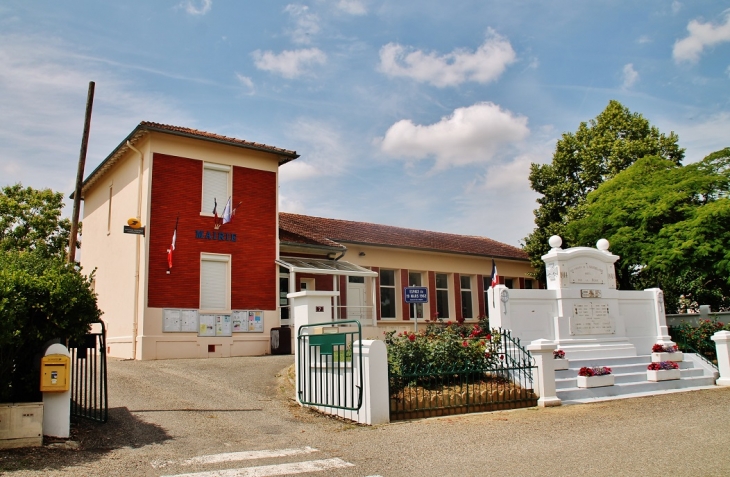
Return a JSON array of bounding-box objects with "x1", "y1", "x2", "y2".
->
[{"x1": 490, "y1": 259, "x2": 498, "y2": 307}]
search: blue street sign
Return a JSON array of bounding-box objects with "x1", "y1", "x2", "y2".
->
[{"x1": 404, "y1": 286, "x2": 428, "y2": 303}]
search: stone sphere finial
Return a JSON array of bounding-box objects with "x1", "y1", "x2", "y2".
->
[
  {"x1": 596, "y1": 238, "x2": 610, "y2": 252},
  {"x1": 548, "y1": 235, "x2": 562, "y2": 250}
]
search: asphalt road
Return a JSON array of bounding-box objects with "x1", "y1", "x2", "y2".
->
[{"x1": 2, "y1": 355, "x2": 730, "y2": 476}]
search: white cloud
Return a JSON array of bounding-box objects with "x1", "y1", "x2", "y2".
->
[
  {"x1": 284, "y1": 4, "x2": 320, "y2": 44},
  {"x1": 673, "y1": 12, "x2": 730, "y2": 64},
  {"x1": 251, "y1": 48, "x2": 327, "y2": 78},
  {"x1": 671, "y1": 1, "x2": 682, "y2": 15},
  {"x1": 335, "y1": 0, "x2": 367, "y2": 15},
  {"x1": 378, "y1": 28, "x2": 516, "y2": 87},
  {"x1": 279, "y1": 118, "x2": 350, "y2": 182},
  {"x1": 637, "y1": 35, "x2": 652, "y2": 44},
  {"x1": 278, "y1": 193, "x2": 306, "y2": 214},
  {"x1": 659, "y1": 112, "x2": 730, "y2": 163},
  {"x1": 235, "y1": 73, "x2": 254, "y2": 93},
  {"x1": 0, "y1": 34, "x2": 192, "y2": 199},
  {"x1": 621, "y1": 63, "x2": 639, "y2": 89},
  {"x1": 179, "y1": 0, "x2": 212, "y2": 15},
  {"x1": 379, "y1": 102, "x2": 529, "y2": 169}
]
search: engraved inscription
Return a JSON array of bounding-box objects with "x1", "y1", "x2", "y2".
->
[
  {"x1": 570, "y1": 302, "x2": 614, "y2": 335},
  {"x1": 547, "y1": 263, "x2": 558, "y2": 281},
  {"x1": 581, "y1": 289, "x2": 602, "y2": 298},
  {"x1": 568, "y1": 263, "x2": 605, "y2": 284}
]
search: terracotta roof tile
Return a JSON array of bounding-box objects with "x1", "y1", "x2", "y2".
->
[
  {"x1": 139, "y1": 122, "x2": 299, "y2": 159},
  {"x1": 279, "y1": 213, "x2": 528, "y2": 260}
]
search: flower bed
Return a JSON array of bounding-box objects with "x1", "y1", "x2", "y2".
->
[
  {"x1": 553, "y1": 349, "x2": 568, "y2": 370},
  {"x1": 647, "y1": 361, "x2": 681, "y2": 381},
  {"x1": 651, "y1": 343, "x2": 683, "y2": 363},
  {"x1": 576, "y1": 366, "x2": 614, "y2": 388}
]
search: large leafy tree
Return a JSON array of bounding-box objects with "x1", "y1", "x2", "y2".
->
[
  {"x1": 0, "y1": 183, "x2": 99, "y2": 402},
  {"x1": 524, "y1": 100, "x2": 684, "y2": 279},
  {"x1": 0, "y1": 183, "x2": 74, "y2": 257},
  {"x1": 564, "y1": 148, "x2": 730, "y2": 313}
]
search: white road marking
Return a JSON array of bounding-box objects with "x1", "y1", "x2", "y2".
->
[
  {"x1": 180, "y1": 447, "x2": 320, "y2": 466},
  {"x1": 160, "y1": 457, "x2": 355, "y2": 477},
  {"x1": 151, "y1": 447, "x2": 319, "y2": 469}
]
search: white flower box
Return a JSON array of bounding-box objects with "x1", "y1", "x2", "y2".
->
[
  {"x1": 651, "y1": 352, "x2": 683, "y2": 362},
  {"x1": 647, "y1": 369, "x2": 681, "y2": 382},
  {"x1": 554, "y1": 358, "x2": 569, "y2": 371},
  {"x1": 576, "y1": 374, "x2": 614, "y2": 388}
]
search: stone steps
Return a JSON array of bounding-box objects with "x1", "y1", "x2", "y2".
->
[{"x1": 555, "y1": 353, "x2": 718, "y2": 404}]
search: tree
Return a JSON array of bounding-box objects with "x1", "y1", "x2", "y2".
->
[
  {"x1": 0, "y1": 250, "x2": 101, "y2": 402},
  {"x1": 524, "y1": 101, "x2": 684, "y2": 279},
  {"x1": 0, "y1": 184, "x2": 97, "y2": 402},
  {"x1": 564, "y1": 148, "x2": 730, "y2": 313},
  {"x1": 0, "y1": 183, "x2": 74, "y2": 258}
]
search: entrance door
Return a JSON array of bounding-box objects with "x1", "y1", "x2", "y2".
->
[{"x1": 347, "y1": 276, "x2": 366, "y2": 321}]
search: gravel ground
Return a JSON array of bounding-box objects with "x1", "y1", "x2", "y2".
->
[{"x1": 2, "y1": 355, "x2": 729, "y2": 476}]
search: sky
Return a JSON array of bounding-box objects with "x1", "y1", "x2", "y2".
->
[{"x1": 1, "y1": 1, "x2": 729, "y2": 247}]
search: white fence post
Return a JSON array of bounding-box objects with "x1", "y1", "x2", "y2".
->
[
  {"x1": 711, "y1": 330, "x2": 730, "y2": 386},
  {"x1": 526, "y1": 339, "x2": 562, "y2": 407},
  {"x1": 353, "y1": 340, "x2": 390, "y2": 425}
]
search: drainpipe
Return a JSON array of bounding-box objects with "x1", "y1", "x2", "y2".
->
[{"x1": 127, "y1": 140, "x2": 144, "y2": 360}]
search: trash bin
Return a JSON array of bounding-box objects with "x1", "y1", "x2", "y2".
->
[{"x1": 270, "y1": 326, "x2": 292, "y2": 355}]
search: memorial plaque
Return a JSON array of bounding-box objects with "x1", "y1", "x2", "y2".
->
[
  {"x1": 570, "y1": 302, "x2": 615, "y2": 335},
  {"x1": 568, "y1": 263, "x2": 605, "y2": 285}
]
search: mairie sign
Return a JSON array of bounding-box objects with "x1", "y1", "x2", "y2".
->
[
  {"x1": 195, "y1": 230, "x2": 237, "y2": 242},
  {"x1": 404, "y1": 286, "x2": 428, "y2": 303}
]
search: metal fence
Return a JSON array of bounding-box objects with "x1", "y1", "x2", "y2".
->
[
  {"x1": 68, "y1": 322, "x2": 108, "y2": 423},
  {"x1": 297, "y1": 320, "x2": 363, "y2": 411},
  {"x1": 388, "y1": 328, "x2": 537, "y2": 421}
]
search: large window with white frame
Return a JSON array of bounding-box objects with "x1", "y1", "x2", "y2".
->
[
  {"x1": 435, "y1": 273, "x2": 449, "y2": 319},
  {"x1": 379, "y1": 269, "x2": 397, "y2": 319},
  {"x1": 202, "y1": 162, "x2": 231, "y2": 215},
  {"x1": 200, "y1": 253, "x2": 230, "y2": 310},
  {"x1": 460, "y1": 275, "x2": 474, "y2": 320}
]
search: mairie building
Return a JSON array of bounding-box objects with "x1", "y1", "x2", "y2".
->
[{"x1": 77, "y1": 122, "x2": 537, "y2": 360}]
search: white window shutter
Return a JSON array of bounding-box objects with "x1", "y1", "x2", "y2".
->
[{"x1": 201, "y1": 258, "x2": 228, "y2": 310}]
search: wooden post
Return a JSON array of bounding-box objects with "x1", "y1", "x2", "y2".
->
[{"x1": 68, "y1": 81, "x2": 95, "y2": 263}]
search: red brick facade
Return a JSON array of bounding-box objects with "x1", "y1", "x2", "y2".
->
[{"x1": 148, "y1": 153, "x2": 277, "y2": 310}]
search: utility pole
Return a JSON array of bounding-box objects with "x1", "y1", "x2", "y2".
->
[{"x1": 68, "y1": 81, "x2": 95, "y2": 263}]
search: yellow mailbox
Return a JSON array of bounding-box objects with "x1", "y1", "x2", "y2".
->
[{"x1": 40, "y1": 354, "x2": 71, "y2": 392}]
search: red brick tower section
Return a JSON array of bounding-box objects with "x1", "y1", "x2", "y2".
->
[{"x1": 147, "y1": 153, "x2": 277, "y2": 310}]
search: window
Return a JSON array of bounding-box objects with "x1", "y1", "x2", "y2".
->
[
  {"x1": 483, "y1": 276, "x2": 492, "y2": 309},
  {"x1": 504, "y1": 278, "x2": 513, "y2": 289},
  {"x1": 435, "y1": 273, "x2": 449, "y2": 319},
  {"x1": 460, "y1": 275, "x2": 473, "y2": 319},
  {"x1": 525, "y1": 279, "x2": 534, "y2": 289},
  {"x1": 202, "y1": 163, "x2": 230, "y2": 215},
  {"x1": 380, "y1": 269, "x2": 396, "y2": 319},
  {"x1": 200, "y1": 253, "x2": 230, "y2": 310},
  {"x1": 408, "y1": 271, "x2": 424, "y2": 320}
]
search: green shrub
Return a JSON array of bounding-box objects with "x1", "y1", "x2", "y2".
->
[
  {"x1": 671, "y1": 318, "x2": 730, "y2": 356},
  {"x1": 384, "y1": 318, "x2": 500, "y2": 377},
  {"x1": 0, "y1": 250, "x2": 101, "y2": 402}
]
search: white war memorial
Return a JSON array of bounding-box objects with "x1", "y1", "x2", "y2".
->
[{"x1": 488, "y1": 236, "x2": 671, "y2": 358}]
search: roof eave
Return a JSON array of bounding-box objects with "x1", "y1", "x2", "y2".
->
[{"x1": 334, "y1": 239, "x2": 529, "y2": 262}]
